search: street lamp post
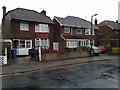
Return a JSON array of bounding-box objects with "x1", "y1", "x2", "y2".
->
[{"x1": 90, "y1": 14, "x2": 97, "y2": 56}]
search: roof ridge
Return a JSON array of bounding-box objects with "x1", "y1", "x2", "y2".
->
[{"x1": 14, "y1": 8, "x2": 40, "y2": 14}]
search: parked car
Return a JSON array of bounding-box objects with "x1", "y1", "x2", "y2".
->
[
  {"x1": 87, "y1": 45, "x2": 101, "y2": 56},
  {"x1": 98, "y1": 46, "x2": 106, "y2": 54},
  {"x1": 28, "y1": 46, "x2": 48, "y2": 57}
]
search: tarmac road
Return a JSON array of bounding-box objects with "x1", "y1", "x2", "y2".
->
[{"x1": 1, "y1": 59, "x2": 119, "y2": 89}]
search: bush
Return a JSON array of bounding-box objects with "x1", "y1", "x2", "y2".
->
[
  {"x1": 42, "y1": 49, "x2": 64, "y2": 54},
  {"x1": 106, "y1": 45, "x2": 111, "y2": 54},
  {"x1": 81, "y1": 46, "x2": 88, "y2": 51},
  {"x1": 1, "y1": 42, "x2": 11, "y2": 55},
  {"x1": 77, "y1": 46, "x2": 88, "y2": 51},
  {"x1": 64, "y1": 48, "x2": 77, "y2": 52}
]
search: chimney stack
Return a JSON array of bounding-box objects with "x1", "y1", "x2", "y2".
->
[
  {"x1": 40, "y1": 10, "x2": 46, "y2": 16},
  {"x1": 2, "y1": 6, "x2": 6, "y2": 17},
  {"x1": 94, "y1": 18, "x2": 98, "y2": 26}
]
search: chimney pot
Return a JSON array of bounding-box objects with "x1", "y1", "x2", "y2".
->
[{"x1": 40, "y1": 10, "x2": 46, "y2": 16}]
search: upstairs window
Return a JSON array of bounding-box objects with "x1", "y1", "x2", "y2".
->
[
  {"x1": 64, "y1": 27, "x2": 70, "y2": 33},
  {"x1": 20, "y1": 22, "x2": 29, "y2": 31},
  {"x1": 85, "y1": 29, "x2": 94, "y2": 35},
  {"x1": 40, "y1": 24, "x2": 49, "y2": 33},
  {"x1": 77, "y1": 28, "x2": 82, "y2": 34},
  {"x1": 35, "y1": 24, "x2": 39, "y2": 32},
  {"x1": 35, "y1": 24, "x2": 49, "y2": 33},
  {"x1": 85, "y1": 29, "x2": 91, "y2": 35}
]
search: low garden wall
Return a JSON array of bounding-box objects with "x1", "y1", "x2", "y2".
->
[
  {"x1": 112, "y1": 47, "x2": 120, "y2": 55},
  {"x1": 41, "y1": 51, "x2": 89, "y2": 61}
]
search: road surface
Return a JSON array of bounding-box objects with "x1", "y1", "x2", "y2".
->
[{"x1": 1, "y1": 59, "x2": 119, "y2": 89}]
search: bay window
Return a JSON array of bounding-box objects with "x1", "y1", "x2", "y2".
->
[
  {"x1": 67, "y1": 40, "x2": 77, "y2": 48},
  {"x1": 35, "y1": 24, "x2": 49, "y2": 33},
  {"x1": 35, "y1": 38, "x2": 49, "y2": 47}
]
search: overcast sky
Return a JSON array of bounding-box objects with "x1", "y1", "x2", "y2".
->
[{"x1": 0, "y1": 0, "x2": 119, "y2": 23}]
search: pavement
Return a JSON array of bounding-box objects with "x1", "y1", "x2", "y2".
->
[{"x1": 0, "y1": 54, "x2": 119, "y2": 76}]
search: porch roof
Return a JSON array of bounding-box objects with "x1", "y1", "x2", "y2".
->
[{"x1": 62, "y1": 35, "x2": 87, "y2": 40}]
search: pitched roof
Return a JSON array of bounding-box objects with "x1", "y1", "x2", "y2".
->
[
  {"x1": 54, "y1": 16, "x2": 98, "y2": 29},
  {"x1": 98, "y1": 20, "x2": 120, "y2": 30},
  {"x1": 5, "y1": 8, "x2": 54, "y2": 24}
]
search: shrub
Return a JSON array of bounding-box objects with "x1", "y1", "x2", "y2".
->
[
  {"x1": 1, "y1": 42, "x2": 11, "y2": 55},
  {"x1": 42, "y1": 49, "x2": 64, "y2": 54},
  {"x1": 106, "y1": 44, "x2": 111, "y2": 54},
  {"x1": 64, "y1": 48, "x2": 77, "y2": 52},
  {"x1": 81, "y1": 46, "x2": 88, "y2": 51}
]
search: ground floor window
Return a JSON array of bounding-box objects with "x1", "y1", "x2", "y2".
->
[
  {"x1": 18, "y1": 40, "x2": 32, "y2": 48},
  {"x1": 79, "y1": 40, "x2": 87, "y2": 46},
  {"x1": 66, "y1": 39, "x2": 94, "y2": 48},
  {"x1": 35, "y1": 38, "x2": 49, "y2": 48},
  {"x1": 86, "y1": 40, "x2": 94, "y2": 46},
  {"x1": 19, "y1": 40, "x2": 25, "y2": 48},
  {"x1": 67, "y1": 40, "x2": 78, "y2": 48}
]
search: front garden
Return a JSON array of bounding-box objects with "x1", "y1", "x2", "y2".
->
[{"x1": 41, "y1": 46, "x2": 89, "y2": 61}]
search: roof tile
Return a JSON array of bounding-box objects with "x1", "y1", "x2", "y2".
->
[
  {"x1": 54, "y1": 16, "x2": 98, "y2": 29},
  {"x1": 6, "y1": 8, "x2": 54, "y2": 24}
]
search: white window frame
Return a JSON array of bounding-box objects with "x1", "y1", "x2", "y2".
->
[
  {"x1": 35, "y1": 24, "x2": 39, "y2": 32},
  {"x1": 20, "y1": 22, "x2": 29, "y2": 31},
  {"x1": 77, "y1": 28, "x2": 82, "y2": 34},
  {"x1": 19, "y1": 40, "x2": 32, "y2": 48},
  {"x1": 64, "y1": 27, "x2": 70, "y2": 33},
  {"x1": 35, "y1": 24, "x2": 49, "y2": 33},
  {"x1": 86, "y1": 40, "x2": 90, "y2": 46},
  {"x1": 35, "y1": 38, "x2": 49, "y2": 47},
  {"x1": 19, "y1": 40, "x2": 25, "y2": 48},
  {"x1": 85, "y1": 29, "x2": 94, "y2": 35},
  {"x1": 67, "y1": 40, "x2": 78, "y2": 48},
  {"x1": 85, "y1": 29, "x2": 91, "y2": 35},
  {"x1": 26, "y1": 40, "x2": 32, "y2": 48}
]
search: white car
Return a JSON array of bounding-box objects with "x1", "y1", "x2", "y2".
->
[{"x1": 87, "y1": 45, "x2": 101, "y2": 55}]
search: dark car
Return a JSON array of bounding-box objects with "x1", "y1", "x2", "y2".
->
[{"x1": 28, "y1": 46, "x2": 48, "y2": 57}]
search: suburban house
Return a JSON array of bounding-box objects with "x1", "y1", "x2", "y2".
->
[
  {"x1": 53, "y1": 16, "x2": 98, "y2": 50},
  {"x1": 97, "y1": 20, "x2": 120, "y2": 47},
  {"x1": 2, "y1": 6, "x2": 54, "y2": 55}
]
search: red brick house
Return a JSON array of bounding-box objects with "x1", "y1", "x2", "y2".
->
[
  {"x1": 97, "y1": 20, "x2": 120, "y2": 47},
  {"x1": 2, "y1": 7, "x2": 54, "y2": 55},
  {"x1": 53, "y1": 16, "x2": 98, "y2": 50}
]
